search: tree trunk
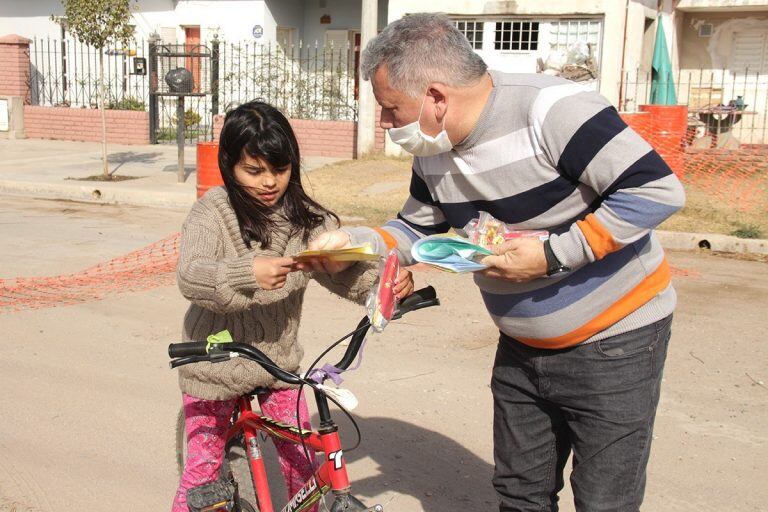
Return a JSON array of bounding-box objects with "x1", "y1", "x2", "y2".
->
[{"x1": 99, "y1": 50, "x2": 109, "y2": 179}]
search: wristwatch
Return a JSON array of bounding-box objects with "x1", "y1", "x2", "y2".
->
[{"x1": 543, "y1": 239, "x2": 571, "y2": 277}]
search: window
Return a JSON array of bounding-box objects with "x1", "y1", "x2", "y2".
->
[
  {"x1": 495, "y1": 21, "x2": 539, "y2": 51},
  {"x1": 730, "y1": 30, "x2": 768, "y2": 73},
  {"x1": 549, "y1": 20, "x2": 601, "y2": 53},
  {"x1": 454, "y1": 20, "x2": 483, "y2": 50}
]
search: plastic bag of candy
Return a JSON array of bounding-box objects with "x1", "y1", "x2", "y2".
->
[
  {"x1": 366, "y1": 249, "x2": 400, "y2": 332},
  {"x1": 464, "y1": 211, "x2": 549, "y2": 249}
]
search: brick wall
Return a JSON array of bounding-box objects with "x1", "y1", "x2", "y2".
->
[
  {"x1": 212, "y1": 111, "x2": 385, "y2": 159},
  {"x1": 23, "y1": 106, "x2": 150, "y2": 144},
  {"x1": 0, "y1": 34, "x2": 31, "y2": 102}
]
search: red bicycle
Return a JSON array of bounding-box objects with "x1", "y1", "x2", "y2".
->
[{"x1": 168, "y1": 286, "x2": 440, "y2": 512}]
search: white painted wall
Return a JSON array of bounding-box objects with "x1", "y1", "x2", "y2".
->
[
  {"x1": 264, "y1": 0, "x2": 304, "y2": 45},
  {"x1": 385, "y1": 0, "x2": 661, "y2": 106},
  {"x1": 0, "y1": 0, "x2": 69, "y2": 40},
  {"x1": 0, "y1": 0, "x2": 272, "y2": 43},
  {"x1": 301, "y1": 0, "x2": 388, "y2": 47}
]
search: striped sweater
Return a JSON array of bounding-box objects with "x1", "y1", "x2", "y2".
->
[{"x1": 347, "y1": 71, "x2": 685, "y2": 349}]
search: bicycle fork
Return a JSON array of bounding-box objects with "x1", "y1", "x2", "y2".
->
[{"x1": 238, "y1": 397, "x2": 276, "y2": 512}]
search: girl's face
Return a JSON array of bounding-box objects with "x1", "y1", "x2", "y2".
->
[{"x1": 233, "y1": 152, "x2": 291, "y2": 207}]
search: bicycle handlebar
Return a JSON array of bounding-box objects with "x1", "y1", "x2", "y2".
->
[
  {"x1": 168, "y1": 342, "x2": 209, "y2": 358},
  {"x1": 167, "y1": 286, "x2": 440, "y2": 385}
]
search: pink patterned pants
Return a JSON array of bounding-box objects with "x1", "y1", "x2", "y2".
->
[{"x1": 172, "y1": 389, "x2": 317, "y2": 512}]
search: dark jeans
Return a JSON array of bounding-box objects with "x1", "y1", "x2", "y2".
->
[{"x1": 492, "y1": 315, "x2": 672, "y2": 512}]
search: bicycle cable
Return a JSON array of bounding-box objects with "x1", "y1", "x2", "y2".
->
[{"x1": 295, "y1": 322, "x2": 370, "y2": 471}]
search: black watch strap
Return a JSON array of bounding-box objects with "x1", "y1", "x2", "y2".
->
[{"x1": 543, "y1": 239, "x2": 570, "y2": 277}]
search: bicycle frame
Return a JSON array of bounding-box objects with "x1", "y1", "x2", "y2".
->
[
  {"x1": 228, "y1": 393, "x2": 353, "y2": 512},
  {"x1": 169, "y1": 286, "x2": 439, "y2": 512}
]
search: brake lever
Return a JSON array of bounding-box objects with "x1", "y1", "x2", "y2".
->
[
  {"x1": 391, "y1": 297, "x2": 441, "y2": 320},
  {"x1": 169, "y1": 352, "x2": 234, "y2": 369}
]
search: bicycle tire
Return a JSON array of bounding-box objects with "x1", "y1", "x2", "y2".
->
[
  {"x1": 226, "y1": 433, "x2": 259, "y2": 508},
  {"x1": 236, "y1": 498, "x2": 257, "y2": 512},
  {"x1": 175, "y1": 406, "x2": 186, "y2": 477}
]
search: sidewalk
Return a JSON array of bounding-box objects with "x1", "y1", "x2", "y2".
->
[
  {"x1": 2, "y1": 139, "x2": 766, "y2": 255},
  {"x1": 0, "y1": 139, "x2": 342, "y2": 209}
]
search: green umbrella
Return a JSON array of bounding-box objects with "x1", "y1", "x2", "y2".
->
[{"x1": 650, "y1": 16, "x2": 677, "y2": 105}]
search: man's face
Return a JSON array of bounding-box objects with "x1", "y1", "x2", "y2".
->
[{"x1": 371, "y1": 65, "x2": 443, "y2": 137}]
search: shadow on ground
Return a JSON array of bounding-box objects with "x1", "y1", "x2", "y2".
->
[
  {"x1": 224, "y1": 412, "x2": 496, "y2": 512},
  {"x1": 104, "y1": 151, "x2": 164, "y2": 174},
  {"x1": 161, "y1": 164, "x2": 196, "y2": 181},
  {"x1": 339, "y1": 415, "x2": 496, "y2": 511}
]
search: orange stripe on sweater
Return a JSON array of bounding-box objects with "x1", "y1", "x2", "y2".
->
[
  {"x1": 516, "y1": 258, "x2": 671, "y2": 349},
  {"x1": 373, "y1": 227, "x2": 398, "y2": 251},
  {"x1": 577, "y1": 213, "x2": 621, "y2": 260}
]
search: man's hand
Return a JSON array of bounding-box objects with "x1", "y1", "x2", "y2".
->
[
  {"x1": 297, "y1": 230, "x2": 354, "y2": 274},
  {"x1": 394, "y1": 268, "x2": 415, "y2": 300},
  {"x1": 253, "y1": 256, "x2": 297, "y2": 290},
  {"x1": 479, "y1": 238, "x2": 548, "y2": 283}
]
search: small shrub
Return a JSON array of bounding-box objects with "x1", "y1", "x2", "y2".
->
[
  {"x1": 107, "y1": 96, "x2": 146, "y2": 111},
  {"x1": 730, "y1": 224, "x2": 763, "y2": 239},
  {"x1": 184, "y1": 109, "x2": 202, "y2": 128}
]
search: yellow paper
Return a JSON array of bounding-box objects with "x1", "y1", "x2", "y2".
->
[{"x1": 294, "y1": 244, "x2": 381, "y2": 262}]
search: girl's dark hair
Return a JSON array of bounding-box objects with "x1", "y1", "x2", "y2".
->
[{"x1": 218, "y1": 101, "x2": 338, "y2": 249}]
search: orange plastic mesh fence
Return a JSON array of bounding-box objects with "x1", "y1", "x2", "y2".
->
[
  {"x1": 0, "y1": 234, "x2": 699, "y2": 313},
  {"x1": 11, "y1": 108, "x2": 752, "y2": 313},
  {"x1": 620, "y1": 109, "x2": 768, "y2": 215},
  {"x1": 0, "y1": 234, "x2": 180, "y2": 313}
]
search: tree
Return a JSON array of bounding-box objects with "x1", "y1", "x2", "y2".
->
[{"x1": 55, "y1": 0, "x2": 136, "y2": 179}]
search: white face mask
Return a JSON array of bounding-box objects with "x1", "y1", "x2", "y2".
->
[{"x1": 387, "y1": 95, "x2": 453, "y2": 157}]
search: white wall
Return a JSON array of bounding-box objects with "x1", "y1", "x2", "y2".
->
[
  {"x1": 385, "y1": 0, "x2": 661, "y2": 106},
  {"x1": 0, "y1": 0, "x2": 272, "y2": 43},
  {"x1": 301, "y1": 0, "x2": 388, "y2": 47},
  {"x1": 133, "y1": 1, "x2": 269, "y2": 42},
  {"x1": 264, "y1": 0, "x2": 305, "y2": 44},
  {"x1": 0, "y1": 0, "x2": 68, "y2": 40}
]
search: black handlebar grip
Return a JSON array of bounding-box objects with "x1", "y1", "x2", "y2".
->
[
  {"x1": 399, "y1": 286, "x2": 437, "y2": 309},
  {"x1": 168, "y1": 342, "x2": 209, "y2": 358}
]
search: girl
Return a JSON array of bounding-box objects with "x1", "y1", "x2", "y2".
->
[{"x1": 172, "y1": 101, "x2": 413, "y2": 511}]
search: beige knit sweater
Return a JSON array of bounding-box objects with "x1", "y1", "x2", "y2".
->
[{"x1": 176, "y1": 186, "x2": 378, "y2": 400}]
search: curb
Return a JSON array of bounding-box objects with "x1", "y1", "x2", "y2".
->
[
  {"x1": 0, "y1": 179, "x2": 195, "y2": 210},
  {"x1": 1, "y1": 179, "x2": 766, "y2": 256},
  {"x1": 656, "y1": 230, "x2": 768, "y2": 256}
]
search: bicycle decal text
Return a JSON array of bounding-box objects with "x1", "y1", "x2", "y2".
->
[
  {"x1": 328, "y1": 449, "x2": 344, "y2": 470},
  {"x1": 281, "y1": 476, "x2": 319, "y2": 512}
]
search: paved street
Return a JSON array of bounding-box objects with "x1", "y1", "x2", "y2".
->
[{"x1": 1, "y1": 195, "x2": 767, "y2": 512}]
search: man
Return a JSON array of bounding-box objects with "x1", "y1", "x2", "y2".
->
[{"x1": 311, "y1": 12, "x2": 685, "y2": 511}]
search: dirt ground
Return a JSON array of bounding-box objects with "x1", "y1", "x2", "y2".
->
[
  {"x1": 305, "y1": 157, "x2": 768, "y2": 240},
  {"x1": 1, "y1": 195, "x2": 767, "y2": 512}
]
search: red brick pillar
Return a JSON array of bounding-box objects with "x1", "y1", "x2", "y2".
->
[{"x1": 0, "y1": 34, "x2": 32, "y2": 103}]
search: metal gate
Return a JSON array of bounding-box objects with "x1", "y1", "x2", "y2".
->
[{"x1": 148, "y1": 41, "x2": 218, "y2": 145}]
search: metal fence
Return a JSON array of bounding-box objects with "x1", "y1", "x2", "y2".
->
[
  {"x1": 620, "y1": 68, "x2": 768, "y2": 146},
  {"x1": 28, "y1": 36, "x2": 359, "y2": 144},
  {"x1": 29, "y1": 36, "x2": 149, "y2": 110},
  {"x1": 217, "y1": 39, "x2": 358, "y2": 121},
  {"x1": 149, "y1": 42, "x2": 214, "y2": 144}
]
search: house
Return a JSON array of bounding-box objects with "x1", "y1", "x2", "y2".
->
[
  {"x1": 2, "y1": 0, "x2": 766, "y2": 149},
  {"x1": 0, "y1": 1, "x2": 389, "y2": 49}
]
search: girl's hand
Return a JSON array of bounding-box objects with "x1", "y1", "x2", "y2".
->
[
  {"x1": 394, "y1": 268, "x2": 415, "y2": 301},
  {"x1": 297, "y1": 230, "x2": 355, "y2": 274},
  {"x1": 252, "y1": 257, "x2": 297, "y2": 290}
]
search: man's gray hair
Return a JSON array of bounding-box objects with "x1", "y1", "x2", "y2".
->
[{"x1": 361, "y1": 12, "x2": 488, "y2": 97}]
